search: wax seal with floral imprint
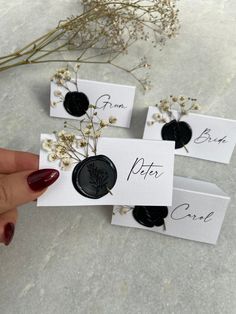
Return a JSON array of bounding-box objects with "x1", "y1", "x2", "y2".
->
[
  {"x1": 42, "y1": 95, "x2": 118, "y2": 198},
  {"x1": 72, "y1": 155, "x2": 117, "y2": 199}
]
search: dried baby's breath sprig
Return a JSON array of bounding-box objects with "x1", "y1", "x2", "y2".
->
[
  {"x1": 0, "y1": 0, "x2": 179, "y2": 89},
  {"x1": 51, "y1": 65, "x2": 79, "y2": 108},
  {"x1": 52, "y1": 67, "x2": 72, "y2": 85},
  {"x1": 42, "y1": 108, "x2": 117, "y2": 170},
  {"x1": 148, "y1": 95, "x2": 201, "y2": 125},
  {"x1": 109, "y1": 116, "x2": 117, "y2": 124},
  {"x1": 113, "y1": 206, "x2": 133, "y2": 215},
  {"x1": 148, "y1": 95, "x2": 201, "y2": 153}
]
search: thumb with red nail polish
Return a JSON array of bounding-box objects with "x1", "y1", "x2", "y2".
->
[
  {"x1": 0, "y1": 147, "x2": 60, "y2": 246},
  {"x1": 27, "y1": 169, "x2": 60, "y2": 192},
  {"x1": 0, "y1": 168, "x2": 60, "y2": 213}
]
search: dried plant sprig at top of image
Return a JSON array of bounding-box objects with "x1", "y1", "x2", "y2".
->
[
  {"x1": 42, "y1": 109, "x2": 117, "y2": 170},
  {"x1": 148, "y1": 95, "x2": 201, "y2": 125},
  {"x1": 0, "y1": 0, "x2": 179, "y2": 89}
]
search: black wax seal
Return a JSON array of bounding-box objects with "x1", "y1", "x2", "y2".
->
[
  {"x1": 132, "y1": 206, "x2": 168, "y2": 228},
  {"x1": 161, "y1": 119, "x2": 192, "y2": 149},
  {"x1": 72, "y1": 155, "x2": 117, "y2": 199},
  {"x1": 63, "y1": 91, "x2": 89, "y2": 117}
]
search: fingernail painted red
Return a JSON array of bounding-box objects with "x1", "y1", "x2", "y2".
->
[
  {"x1": 4, "y1": 223, "x2": 15, "y2": 246},
  {"x1": 27, "y1": 169, "x2": 60, "y2": 192}
]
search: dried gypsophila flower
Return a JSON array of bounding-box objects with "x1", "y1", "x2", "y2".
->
[
  {"x1": 100, "y1": 120, "x2": 109, "y2": 128},
  {"x1": 52, "y1": 68, "x2": 72, "y2": 85},
  {"x1": 51, "y1": 64, "x2": 83, "y2": 109},
  {"x1": 0, "y1": 1, "x2": 179, "y2": 91},
  {"x1": 48, "y1": 152, "x2": 58, "y2": 162},
  {"x1": 60, "y1": 157, "x2": 73, "y2": 171},
  {"x1": 42, "y1": 139, "x2": 55, "y2": 152},
  {"x1": 119, "y1": 206, "x2": 132, "y2": 215},
  {"x1": 54, "y1": 90, "x2": 62, "y2": 97},
  {"x1": 148, "y1": 95, "x2": 201, "y2": 125},
  {"x1": 113, "y1": 206, "x2": 133, "y2": 215},
  {"x1": 41, "y1": 112, "x2": 117, "y2": 170},
  {"x1": 109, "y1": 116, "x2": 117, "y2": 124},
  {"x1": 77, "y1": 139, "x2": 87, "y2": 148}
]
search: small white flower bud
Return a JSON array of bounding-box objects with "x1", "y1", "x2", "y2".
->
[{"x1": 100, "y1": 120, "x2": 109, "y2": 128}]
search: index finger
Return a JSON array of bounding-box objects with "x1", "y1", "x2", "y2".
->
[{"x1": 0, "y1": 148, "x2": 39, "y2": 174}]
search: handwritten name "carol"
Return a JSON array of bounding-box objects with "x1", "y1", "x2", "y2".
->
[
  {"x1": 127, "y1": 157, "x2": 164, "y2": 181},
  {"x1": 194, "y1": 128, "x2": 228, "y2": 145},
  {"x1": 171, "y1": 203, "x2": 214, "y2": 223},
  {"x1": 95, "y1": 94, "x2": 127, "y2": 110}
]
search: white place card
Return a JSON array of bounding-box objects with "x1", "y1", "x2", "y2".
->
[
  {"x1": 143, "y1": 106, "x2": 236, "y2": 163},
  {"x1": 50, "y1": 79, "x2": 136, "y2": 128},
  {"x1": 112, "y1": 176, "x2": 230, "y2": 244},
  {"x1": 38, "y1": 135, "x2": 175, "y2": 207}
]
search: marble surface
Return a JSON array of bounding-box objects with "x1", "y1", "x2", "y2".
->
[{"x1": 0, "y1": 1, "x2": 236, "y2": 313}]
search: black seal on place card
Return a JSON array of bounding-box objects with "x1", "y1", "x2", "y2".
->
[
  {"x1": 63, "y1": 91, "x2": 89, "y2": 117},
  {"x1": 161, "y1": 119, "x2": 192, "y2": 149},
  {"x1": 72, "y1": 155, "x2": 117, "y2": 199},
  {"x1": 132, "y1": 206, "x2": 168, "y2": 228}
]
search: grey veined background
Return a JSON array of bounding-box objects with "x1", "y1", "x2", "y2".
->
[{"x1": 0, "y1": 1, "x2": 236, "y2": 313}]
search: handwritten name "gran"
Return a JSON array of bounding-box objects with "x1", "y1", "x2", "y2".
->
[
  {"x1": 127, "y1": 157, "x2": 164, "y2": 181},
  {"x1": 95, "y1": 94, "x2": 127, "y2": 110},
  {"x1": 170, "y1": 203, "x2": 214, "y2": 223},
  {"x1": 194, "y1": 128, "x2": 228, "y2": 145}
]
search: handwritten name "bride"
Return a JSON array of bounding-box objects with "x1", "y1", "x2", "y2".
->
[
  {"x1": 127, "y1": 157, "x2": 164, "y2": 181},
  {"x1": 95, "y1": 94, "x2": 127, "y2": 110},
  {"x1": 194, "y1": 128, "x2": 228, "y2": 145}
]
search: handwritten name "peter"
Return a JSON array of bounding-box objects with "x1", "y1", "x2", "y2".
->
[
  {"x1": 95, "y1": 94, "x2": 127, "y2": 110},
  {"x1": 127, "y1": 157, "x2": 164, "y2": 181},
  {"x1": 194, "y1": 128, "x2": 228, "y2": 145}
]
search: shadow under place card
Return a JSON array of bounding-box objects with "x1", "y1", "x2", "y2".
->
[
  {"x1": 143, "y1": 106, "x2": 236, "y2": 163},
  {"x1": 50, "y1": 79, "x2": 136, "y2": 128},
  {"x1": 112, "y1": 176, "x2": 230, "y2": 244},
  {"x1": 38, "y1": 135, "x2": 175, "y2": 206}
]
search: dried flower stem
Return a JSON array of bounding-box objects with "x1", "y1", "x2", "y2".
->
[{"x1": 0, "y1": 0, "x2": 179, "y2": 89}]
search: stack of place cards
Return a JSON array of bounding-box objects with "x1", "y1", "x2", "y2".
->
[
  {"x1": 143, "y1": 106, "x2": 236, "y2": 163},
  {"x1": 112, "y1": 176, "x2": 230, "y2": 244},
  {"x1": 44, "y1": 81, "x2": 234, "y2": 244},
  {"x1": 38, "y1": 137, "x2": 175, "y2": 207},
  {"x1": 50, "y1": 79, "x2": 136, "y2": 128}
]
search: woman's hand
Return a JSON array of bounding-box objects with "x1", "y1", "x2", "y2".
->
[{"x1": 0, "y1": 148, "x2": 59, "y2": 246}]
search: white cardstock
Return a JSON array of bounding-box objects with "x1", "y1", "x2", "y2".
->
[
  {"x1": 50, "y1": 79, "x2": 136, "y2": 128},
  {"x1": 38, "y1": 135, "x2": 175, "y2": 207},
  {"x1": 143, "y1": 106, "x2": 236, "y2": 163},
  {"x1": 112, "y1": 176, "x2": 230, "y2": 244}
]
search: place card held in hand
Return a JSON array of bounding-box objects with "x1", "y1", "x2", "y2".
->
[{"x1": 38, "y1": 136, "x2": 175, "y2": 207}]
